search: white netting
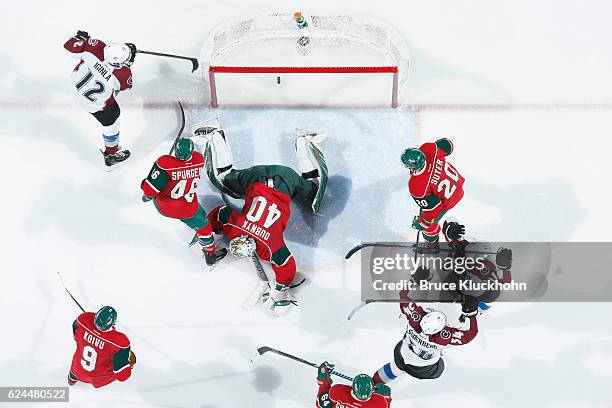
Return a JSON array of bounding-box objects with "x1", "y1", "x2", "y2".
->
[{"x1": 201, "y1": 12, "x2": 410, "y2": 88}]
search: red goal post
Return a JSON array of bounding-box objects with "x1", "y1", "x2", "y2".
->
[
  {"x1": 201, "y1": 13, "x2": 409, "y2": 109},
  {"x1": 208, "y1": 65, "x2": 399, "y2": 108}
]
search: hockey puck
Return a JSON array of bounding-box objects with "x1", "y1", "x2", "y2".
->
[{"x1": 276, "y1": 76, "x2": 281, "y2": 84}]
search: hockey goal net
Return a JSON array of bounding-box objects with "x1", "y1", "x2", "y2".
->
[{"x1": 201, "y1": 13, "x2": 410, "y2": 108}]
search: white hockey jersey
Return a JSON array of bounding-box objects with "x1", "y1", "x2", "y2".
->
[{"x1": 64, "y1": 37, "x2": 132, "y2": 113}]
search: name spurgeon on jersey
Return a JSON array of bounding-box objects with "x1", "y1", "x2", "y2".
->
[{"x1": 171, "y1": 167, "x2": 201, "y2": 181}]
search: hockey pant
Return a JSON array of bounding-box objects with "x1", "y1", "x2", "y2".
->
[
  {"x1": 373, "y1": 341, "x2": 445, "y2": 384},
  {"x1": 92, "y1": 101, "x2": 121, "y2": 154}
]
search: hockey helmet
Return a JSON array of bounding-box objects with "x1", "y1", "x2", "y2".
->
[
  {"x1": 94, "y1": 306, "x2": 117, "y2": 332},
  {"x1": 175, "y1": 138, "x2": 194, "y2": 161},
  {"x1": 351, "y1": 374, "x2": 374, "y2": 401},
  {"x1": 104, "y1": 43, "x2": 132, "y2": 67},
  {"x1": 420, "y1": 310, "x2": 447, "y2": 335},
  {"x1": 229, "y1": 235, "x2": 256, "y2": 258},
  {"x1": 400, "y1": 148, "x2": 426, "y2": 171}
]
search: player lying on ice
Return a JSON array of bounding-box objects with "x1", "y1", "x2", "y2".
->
[
  {"x1": 63, "y1": 30, "x2": 136, "y2": 169},
  {"x1": 68, "y1": 306, "x2": 136, "y2": 388},
  {"x1": 316, "y1": 362, "x2": 392, "y2": 407},
  {"x1": 194, "y1": 118, "x2": 328, "y2": 316},
  {"x1": 140, "y1": 137, "x2": 229, "y2": 269},
  {"x1": 401, "y1": 138, "x2": 465, "y2": 246},
  {"x1": 371, "y1": 290, "x2": 479, "y2": 385}
]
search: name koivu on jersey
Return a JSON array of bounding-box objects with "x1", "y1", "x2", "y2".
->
[{"x1": 83, "y1": 331, "x2": 105, "y2": 350}]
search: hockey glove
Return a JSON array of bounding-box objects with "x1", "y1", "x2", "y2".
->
[
  {"x1": 125, "y1": 43, "x2": 137, "y2": 66},
  {"x1": 443, "y1": 221, "x2": 465, "y2": 241},
  {"x1": 496, "y1": 247, "x2": 512, "y2": 270},
  {"x1": 142, "y1": 194, "x2": 153, "y2": 202},
  {"x1": 411, "y1": 266, "x2": 432, "y2": 284},
  {"x1": 318, "y1": 361, "x2": 335, "y2": 383},
  {"x1": 412, "y1": 215, "x2": 429, "y2": 231},
  {"x1": 129, "y1": 350, "x2": 137, "y2": 367},
  {"x1": 374, "y1": 383, "x2": 391, "y2": 396},
  {"x1": 75, "y1": 30, "x2": 89, "y2": 41},
  {"x1": 459, "y1": 295, "x2": 479, "y2": 322}
]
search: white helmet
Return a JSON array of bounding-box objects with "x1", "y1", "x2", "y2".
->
[
  {"x1": 229, "y1": 235, "x2": 256, "y2": 258},
  {"x1": 420, "y1": 311, "x2": 447, "y2": 335},
  {"x1": 104, "y1": 43, "x2": 131, "y2": 66}
]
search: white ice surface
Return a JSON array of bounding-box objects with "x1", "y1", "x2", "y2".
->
[{"x1": 2, "y1": 1, "x2": 612, "y2": 407}]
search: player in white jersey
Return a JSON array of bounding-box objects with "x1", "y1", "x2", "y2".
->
[
  {"x1": 64, "y1": 30, "x2": 136, "y2": 168},
  {"x1": 372, "y1": 298, "x2": 479, "y2": 384}
]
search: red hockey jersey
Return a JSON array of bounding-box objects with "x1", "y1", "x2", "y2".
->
[
  {"x1": 64, "y1": 36, "x2": 132, "y2": 112},
  {"x1": 317, "y1": 382, "x2": 392, "y2": 408},
  {"x1": 409, "y1": 140, "x2": 464, "y2": 224},
  {"x1": 207, "y1": 182, "x2": 297, "y2": 285},
  {"x1": 141, "y1": 152, "x2": 205, "y2": 219},
  {"x1": 70, "y1": 312, "x2": 132, "y2": 388}
]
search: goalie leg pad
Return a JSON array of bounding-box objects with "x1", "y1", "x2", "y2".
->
[
  {"x1": 295, "y1": 132, "x2": 328, "y2": 213},
  {"x1": 203, "y1": 131, "x2": 241, "y2": 198}
]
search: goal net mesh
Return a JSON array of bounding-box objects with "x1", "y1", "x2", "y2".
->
[{"x1": 201, "y1": 12, "x2": 410, "y2": 87}]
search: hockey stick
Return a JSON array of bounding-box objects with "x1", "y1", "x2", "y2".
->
[
  {"x1": 169, "y1": 101, "x2": 186, "y2": 155},
  {"x1": 136, "y1": 50, "x2": 199, "y2": 72},
  {"x1": 57, "y1": 272, "x2": 86, "y2": 313},
  {"x1": 257, "y1": 346, "x2": 354, "y2": 382},
  {"x1": 345, "y1": 242, "x2": 499, "y2": 259}
]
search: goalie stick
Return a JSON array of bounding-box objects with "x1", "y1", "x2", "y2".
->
[
  {"x1": 257, "y1": 346, "x2": 354, "y2": 382},
  {"x1": 136, "y1": 49, "x2": 199, "y2": 72}
]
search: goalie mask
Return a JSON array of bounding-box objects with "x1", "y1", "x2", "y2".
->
[
  {"x1": 229, "y1": 235, "x2": 256, "y2": 258},
  {"x1": 420, "y1": 310, "x2": 447, "y2": 335},
  {"x1": 104, "y1": 43, "x2": 132, "y2": 67}
]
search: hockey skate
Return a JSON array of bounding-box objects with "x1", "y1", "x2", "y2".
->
[
  {"x1": 101, "y1": 148, "x2": 131, "y2": 170},
  {"x1": 204, "y1": 247, "x2": 228, "y2": 270},
  {"x1": 262, "y1": 282, "x2": 296, "y2": 317}
]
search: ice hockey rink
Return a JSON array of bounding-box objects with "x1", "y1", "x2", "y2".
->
[{"x1": 2, "y1": 0, "x2": 612, "y2": 407}]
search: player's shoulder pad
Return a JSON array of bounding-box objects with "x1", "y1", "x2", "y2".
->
[
  {"x1": 113, "y1": 66, "x2": 133, "y2": 89},
  {"x1": 329, "y1": 383, "x2": 352, "y2": 402},
  {"x1": 76, "y1": 311, "x2": 95, "y2": 326},
  {"x1": 434, "y1": 138, "x2": 453, "y2": 155},
  {"x1": 418, "y1": 141, "x2": 437, "y2": 155},
  {"x1": 156, "y1": 155, "x2": 180, "y2": 170},
  {"x1": 191, "y1": 150, "x2": 204, "y2": 164},
  {"x1": 105, "y1": 329, "x2": 131, "y2": 349}
]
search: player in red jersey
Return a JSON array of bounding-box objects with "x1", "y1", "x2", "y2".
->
[
  {"x1": 400, "y1": 138, "x2": 465, "y2": 244},
  {"x1": 195, "y1": 118, "x2": 328, "y2": 315},
  {"x1": 372, "y1": 297, "x2": 478, "y2": 385},
  {"x1": 68, "y1": 306, "x2": 135, "y2": 388},
  {"x1": 316, "y1": 362, "x2": 392, "y2": 407},
  {"x1": 141, "y1": 137, "x2": 228, "y2": 268},
  {"x1": 64, "y1": 30, "x2": 136, "y2": 168}
]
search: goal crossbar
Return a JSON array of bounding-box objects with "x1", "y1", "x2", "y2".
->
[{"x1": 209, "y1": 65, "x2": 400, "y2": 108}]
